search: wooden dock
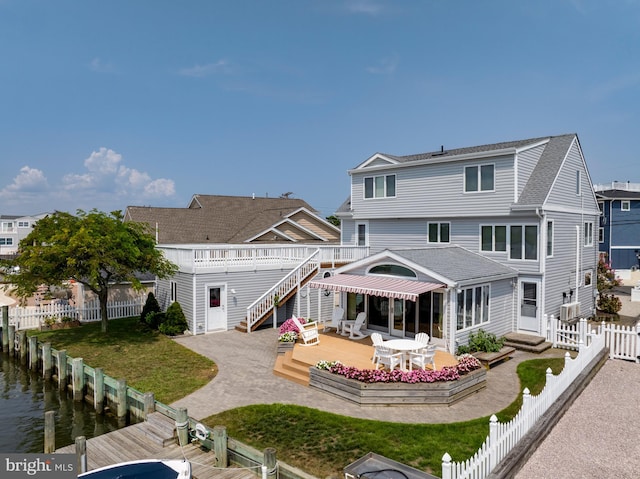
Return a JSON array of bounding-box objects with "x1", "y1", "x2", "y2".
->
[{"x1": 55, "y1": 413, "x2": 258, "y2": 479}]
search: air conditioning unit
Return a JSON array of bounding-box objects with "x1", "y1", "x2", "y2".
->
[{"x1": 560, "y1": 302, "x2": 580, "y2": 321}]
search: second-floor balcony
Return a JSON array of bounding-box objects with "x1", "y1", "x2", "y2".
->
[{"x1": 157, "y1": 244, "x2": 370, "y2": 273}]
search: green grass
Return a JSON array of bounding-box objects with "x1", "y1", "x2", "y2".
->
[
  {"x1": 29, "y1": 317, "x2": 216, "y2": 404},
  {"x1": 27, "y1": 322, "x2": 565, "y2": 478},
  {"x1": 202, "y1": 357, "x2": 567, "y2": 478}
]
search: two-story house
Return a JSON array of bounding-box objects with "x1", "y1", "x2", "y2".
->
[
  {"x1": 0, "y1": 213, "x2": 49, "y2": 258},
  {"x1": 311, "y1": 134, "x2": 599, "y2": 352},
  {"x1": 594, "y1": 181, "x2": 640, "y2": 278}
]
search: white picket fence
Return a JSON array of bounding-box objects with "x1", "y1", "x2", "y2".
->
[
  {"x1": 442, "y1": 330, "x2": 606, "y2": 479},
  {"x1": 546, "y1": 315, "x2": 640, "y2": 363},
  {"x1": 8, "y1": 298, "x2": 145, "y2": 331}
]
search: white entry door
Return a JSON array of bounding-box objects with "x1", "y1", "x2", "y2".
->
[
  {"x1": 206, "y1": 284, "x2": 227, "y2": 332},
  {"x1": 518, "y1": 280, "x2": 539, "y2": 333}
]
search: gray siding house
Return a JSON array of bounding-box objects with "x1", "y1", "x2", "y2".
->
[{"x1": 321, "y1": 134, "x2": 599, "y2": 352}]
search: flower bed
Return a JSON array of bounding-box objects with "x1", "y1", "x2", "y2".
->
[{"x1": 309, "y1": 355, "x2": 486, "y2": 406}]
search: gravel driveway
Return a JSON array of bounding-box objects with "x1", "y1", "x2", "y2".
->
[{"x1": 516, "y1": 359, "x2": 640, "y2": 478}]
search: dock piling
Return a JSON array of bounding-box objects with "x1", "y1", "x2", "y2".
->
[
  {"x1": 44, "y1": 410, "x2": 55, "y2": 453},
  {"x1": 214, "y1": 425, "x2": 228, "y2": 468},
  {"x1": 75, "y1": 436, "x2": 87, "y2": 474}
]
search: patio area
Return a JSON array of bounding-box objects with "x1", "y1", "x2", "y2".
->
[{"x1": 273, "y1": 331, "x2": 459, "y2": 386}]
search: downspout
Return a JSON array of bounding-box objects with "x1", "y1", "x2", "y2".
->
[
  {"x1": 575, "y1": 225, "x2": 580, "y2": 305},
  {"x1": 536, "y1": 207, "x2": 545, "y2": 334}
]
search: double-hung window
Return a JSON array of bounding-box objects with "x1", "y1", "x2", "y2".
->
[
  {"x1": 17, "y1": 221, "x2": 30, "y2": 228},
  {"x1": 364, "y1": 174, "x2": 396, "y2": 198},
  {"x1": 481, "y1": 225, "x2": 506, "y2": 252},
  {"x1": 170, "y1": 280, "x2": 177, "y2": 303},
  {"x1": 584, "y1": 222, "x2": 594, "y2": 247},
  {"x1": 428, "y1": 222, "x2": 450, "y2": 243},
  {"x1": 465, "y1": 164, "x2": 494, "y2": 192},
  {"x1": 356, "y1": 222, "x2": 368, "y2": 246},
  {"x1": 509, "y1": 225, "x2": 538, "y2": 260},
  {"x1": 621, "y1": 200, "x2": 630, "y2": 211},
  {"x1": 456, "y1": 285, "x2": 490, "y2": 330},
  {"x1": 0, "y1": 238, "x2": 13, "y2": 245}
]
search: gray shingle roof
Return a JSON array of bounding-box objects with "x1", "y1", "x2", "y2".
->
[
  {"x1": 390, "y1": 246, "x2": 517, "y2": 284},
  {"x1": 596, "y1": 190, "x2": 640, "y2": 200},
  {"x1": 126, "y1": 195, "x2": 334, "y2": 244},
  {"x1": 516, "y1": 134, "x2": 577, "y2": 206}
]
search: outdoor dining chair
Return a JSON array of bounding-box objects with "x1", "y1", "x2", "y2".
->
[
  {"x1": 415, "y1": 332, "x2": 429, "y2": 346},
  {"x1": 408, "y1": 344, "x2": 436, "y2": 371},
  {"x1": 374, "y1": 343, "x2": 404, "y2": 371},
  {"x1": 370, "y1": 332, "x2": 384, "y2": 363}
]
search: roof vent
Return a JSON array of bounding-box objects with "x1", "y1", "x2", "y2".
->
[{"x1": 432, "y1": 145, "x2": 447, "y2": 157}]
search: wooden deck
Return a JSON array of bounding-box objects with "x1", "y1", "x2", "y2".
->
[
  {"x1": 273, "y1": 332, "x2": 458, "y2": 385},
  {"x1": 55, "y1": 413, "x2": 257, "y2": 479}
]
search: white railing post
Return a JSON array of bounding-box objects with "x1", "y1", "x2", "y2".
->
[
  {"x1": 550, "y1": 314, "x2": 557, "y2": 348},
  {"x1": 441, "y1": 453, "x2": 452, "y2": 479},
  {"x1": 636, "y1": 323, "x2": 640, "y2": 364},
  {"x1": 488, "y1": 414, "x2": 498, "y2": 470}
]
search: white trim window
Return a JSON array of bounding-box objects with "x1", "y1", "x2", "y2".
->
[
  {"x1": 465, "y1": 164, "x2": 494, "y2": 192},
  {"x1": 0, "y1": 237, "x2": 13, "y2": 245},
  {"x1": 621, "y1": 200, "x2": 630, "y2": 211},
  {"x1": 576, "y1": 170, "x2": 581, "y2": 196},
  {"x1": 364, "y1": 174, "x2": 396, "y2": 199},
  {"x1": 0, "y1": 222, "x2": 14, "y2": 233},
  {"x1": 17, "y1": 221, "x2": 30, "y2": 228},
  {"x1": 546, "y1": 220, "x2": 553, "y2": 257},
  {"x1": 584, "y1": 270, "x2": 592, "y2": 287},
  {"x1": 481, "y1": 225, "x2": 507, "y2": 252},
  {"x1": 509, "y1": 225, "x2": 538, "y2": 260},
  {"x1": 456, "y1": 285, "x2": 490, "y2": 330},
  {"x1": 356, "y1": 222, "x2": 368, "y2": 246},
  {"x1": 584, "y1": 222, "x2": 594, "y2": 247},
  {"x1": 428, "y1": 222, "x2": 450, "y2": 243},
  {"x1": 598, "y1": 227, "x2": 604, "y2": 243}
]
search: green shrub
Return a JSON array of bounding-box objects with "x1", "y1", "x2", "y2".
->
[
  {"x1": 141, "y1": 292, "x2": 161, "y2": 324},
  {"x1": 159, "y1": 301, "x2": 188, "y2": 336},
  {"x1": 597, "y1": 293, "x2": 622, "y2": 314},
  {"x1": 457, "y1": 329, "x2": 505, "y2": 354},
  {"x1": 145, "y1": 311, "x2": 165, "y2": 330}
]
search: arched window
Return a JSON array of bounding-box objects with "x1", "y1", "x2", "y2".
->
[{"x1": 368, "y1": 264, "x2": 417, "y2": 278}]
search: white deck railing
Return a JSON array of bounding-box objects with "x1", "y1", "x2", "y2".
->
[
  {"x1": 8, "y1": 298, "x2": 145, "y2": 331},
  {"x1": 442, "y1": 331, "x2": 606, "y2": 479},
  {"x1": 157, "y1": 244, "x2": 369, "y2": 272},
  {"x1": 245, "y1": 250, "x2": 320, "y2": 331}
]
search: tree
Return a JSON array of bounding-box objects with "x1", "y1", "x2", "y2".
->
[
  {"x1": 8, "y1": 209, "x2": 178, "y2": 333},
  {"x1": 326, "y1": 215, "x2": 340, "y2": 227}
]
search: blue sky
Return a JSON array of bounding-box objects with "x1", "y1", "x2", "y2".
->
[{"x1": 1, "y1": 0, "x2": 639, "y2": 217}]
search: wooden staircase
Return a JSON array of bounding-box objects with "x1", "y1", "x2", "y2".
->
[
  {"x1": 235, "y1": 251, "x2": 321, "y2": 333},
  {"x1": 504, "y1": 332, "x2": 552, "y2": 353},
  {"x1": 273, "y1": 349, "x2": 312, "y2": 386}
]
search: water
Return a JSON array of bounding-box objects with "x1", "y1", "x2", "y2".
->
[{"x1": 0, "y1": 352, "x2": 122, "y2": 453}]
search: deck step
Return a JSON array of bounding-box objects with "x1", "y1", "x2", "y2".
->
[
  {"x1": 135, "y1": 415, "x2": 176, "y2": 447},
  {"x1": 503, "y1": 333, "x2": 552, "y2": 353},
  {"x1": 273, "y1": 354, "x2": 309, "y2": 386}
]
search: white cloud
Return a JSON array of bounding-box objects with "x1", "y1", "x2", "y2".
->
[
  {"x1": 345, "y1": 0, "x2": 384, "y2": 15},
  {"x1": 366, "y1": 54, "x2": 399, "y2": 75},
  {"x1": 88, "y1": 57, "x2": 116, "y2": 73},
  {"x1": 0, "y1": 166, "x2": 49, "y2": 195},
  {"x1": 178, "y1": 60, "x2": 231, "y2": 78}
]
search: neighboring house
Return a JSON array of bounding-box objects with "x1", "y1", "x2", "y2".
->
[
  {"x1": 125, "y1": 194, "x2": 354, "y2": 334},
  {"x1": 312, "y1": 133, "x2": 599, "y2": 352},
  {"x1": 594, "y1": 181, "x2": 640, "y2": 277},
  {"x1": 0, "y1": 213, "x2": 49, "y2": 258}
]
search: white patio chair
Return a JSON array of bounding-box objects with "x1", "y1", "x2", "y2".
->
[
  {"x1": 374, "y1": 344, "x2": 404, "y2": 371},
  {"x1": 415, "y1": 332, "x2": 429, "y2": 346},
  {"x1": 342, "y1": 312, "x2": 368, "y2": 340},
  {"x1": 409, "y1": 345, "x2": 436, "y2": 371},
  {"x1": 290, "y1": 315, "x2": 320, "y2": 347},
  {"x1": 323, "y1": 307, "x2": 344, "y2": 333},
  {"x1": 370, "y1": 332, "x2": 384, "y2": 363}
]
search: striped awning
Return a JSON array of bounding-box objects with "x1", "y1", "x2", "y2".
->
[{"x1": 308, "y1": 274, "x2": 444, "y2": 301}]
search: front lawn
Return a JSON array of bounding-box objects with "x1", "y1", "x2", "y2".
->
[{"x1": 29, "y1": 317, "x2": 216, "y2": 404}]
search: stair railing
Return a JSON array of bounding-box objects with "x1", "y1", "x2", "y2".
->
[{"x1": 245, "y1": 250, "x2": 320, "y2": 332}]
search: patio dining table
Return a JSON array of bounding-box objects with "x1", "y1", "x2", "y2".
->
[{"x1": 383, "y1": 338, "x2": 425, "y2": 371}]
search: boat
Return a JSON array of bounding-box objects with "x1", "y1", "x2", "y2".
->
[{"x1": 78, "y1": 459, "x2": 191, "y2": 479}]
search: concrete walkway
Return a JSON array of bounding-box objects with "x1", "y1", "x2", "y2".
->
[{"x1": 172, "y1": 328, "x2": 566, "y2": 424}]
